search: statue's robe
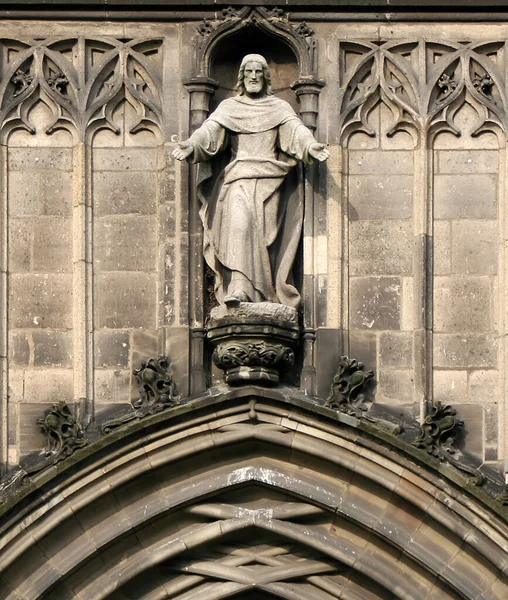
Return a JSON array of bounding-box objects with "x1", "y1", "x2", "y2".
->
[{"x1": 188, "y1": 95, "x2": 317, "y2": 307}]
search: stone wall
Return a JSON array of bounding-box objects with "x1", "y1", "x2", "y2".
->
[{"x1": 0, "y1": 15, "x2": 506, "y2": 480}]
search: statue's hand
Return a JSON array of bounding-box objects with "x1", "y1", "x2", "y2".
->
[
  {"x1": 309, "y1": 142, "x2": 330, "y2": 162},
  {"x1": 172, "y1": 141, "x2": 194, "y2": 161}
]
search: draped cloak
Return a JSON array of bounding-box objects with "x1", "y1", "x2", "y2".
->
[{"x1": 188, "y1": 95, "x2": 317, "y2": 308}]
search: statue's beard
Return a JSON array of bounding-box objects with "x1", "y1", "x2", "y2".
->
[{"x1": 245, "y1": 80, "x2": 264, "y2": 95}]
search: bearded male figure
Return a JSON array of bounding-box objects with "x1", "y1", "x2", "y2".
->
[{"x1": 173, "y1": 54, "x2": 329, "y2": 308}]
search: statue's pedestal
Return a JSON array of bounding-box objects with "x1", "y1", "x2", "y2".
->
[{"x1": 207, "y1": 303, "x2": 299, "y2": 386}]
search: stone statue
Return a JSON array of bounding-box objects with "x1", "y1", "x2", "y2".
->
[{"x1": 173, "y1": 54, "x2": 329, "y2": 308}]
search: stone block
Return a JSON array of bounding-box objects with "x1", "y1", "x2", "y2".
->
[
  {"x1": 39, "y1": 171, "x2": 73, "y2": 216},
  {"x1": 377, "y1": 369, "x2": 414, "y2": 405},
  {"x1": 433, "y1": 369, "x2": 468, "y2": 403},
  {"x1": 349, "y1": 220, "x2": 412, "y2": 276},
  {"x1": 8, "y1": 331, "x2": 30, "y2": 366},
  {"x1": 23, "y1": 369, "x2": 73, "y2": 403},
  {"x1": 33, "y1": 218, "x2": 72, "y2": 272},
  {"x1": 94, "y1": 369, "x2": 131, "y2": 404},
  {"x1": 9, "y1": 171, "x2": 72, "y2": 216},
  {"x1": 451, "y1": 220, "x2": 497, "y2": 275},
  {"x1": 379, "y1": 332, "x2": 413, "y2": 368},
  {"x1": 434, "y1": 276, "x2": 492, "y2": 332},
  {"x1": 454, "y1": 403, "x2": 483, "y2": 458},
  {"x1": 315, "y1": 328, "x2": 342, "y2": 399},
  {"x1": 349, "y1": 175, "x2": 413, "y2": 220},
  {"x1": 163, "y1": 326, "x2": 189, "y2": 397},
  {"x1": 94, "y1": 330, "x2": 130, "y2": 368},
  {"x1": 434, "y1": 175, "x2": 497, "y2": 219},
  {"x1": 95, "y1": 272, "x2": 156, "y2": 329},
  {"x1": 349, "y1": 150, "x2": 413, "y2": 174},
  {"x1": 94, "y1": 216, "x2": 156, "y2": 272},
  {"x1": 8, "y1": 218, "x2": 32, "y2": 272},
  {"x1": 19, "y1": 403, "x2": 48, "y2": 454},
  {"x1": 348, "y1": 330, "x2": 377, "y2": 371},
  {"x1": 32, "y1": 330, "x2": 73, "y2": 367},
  {"x1": 350, "y1": 277, "x2": 401, "y2": 330},
  {"x1": 8, "y1": 148, "x2": 72, "y2": 171},
  {"x1": 434, "y1": 221, "x2": 451, "y2": 276},
  {"x1": 484, "y1": 403, "x2": 499, "y2": 447},
  {"x1": 9, "y1": 274, "x2": 72, "y2": 329},
  {"x1": 437, "y1": 150, "x2": 498, "y2": 174},
  {"x1": 93, "y1": 171, "x2": 157, "y2": 216},
  {"x1": 93, "y1": 148, "x2": 158, "y2": 171},
  {"x1": 131, "y1": 329, "x2": 158, "y2": 369},
  {"x1": 433, "y1": 334, "x2": 498, "y2": 368},
  {"x1": 158, "y1": 203, "x2": 177, "y2": 241},
  {"x1": 468, "y1": 370, "x2": 498, "y2": 404}
]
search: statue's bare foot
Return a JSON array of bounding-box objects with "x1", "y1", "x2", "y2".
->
[{"x1": 224, "y1": 290, "x2": 249, "y2": 307}]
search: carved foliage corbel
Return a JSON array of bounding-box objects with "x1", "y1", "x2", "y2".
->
[
  {"x1": 324, "y1": 356, "x2": 374, "y2": 417},
  {"x1": 412, "y1": 401, "x2": 486, "y2": 486},
  {"x1": 101, "y1": 356, "x2": 180, "y2": 434}
]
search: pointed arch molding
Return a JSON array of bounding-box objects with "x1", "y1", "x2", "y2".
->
[{"x1": 0, "y1": 389, "x2": 507, "y2": 600}]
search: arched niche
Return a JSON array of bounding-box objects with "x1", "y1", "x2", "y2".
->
[{"x1": 209, "y1": 24, "x2": 299, "y2": 113}]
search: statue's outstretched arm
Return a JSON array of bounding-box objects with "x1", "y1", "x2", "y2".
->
[{"x1": 172, "y1": 120, "x2": 226, "y2": 163}]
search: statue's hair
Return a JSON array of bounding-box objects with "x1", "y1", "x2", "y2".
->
[{"x1": 236, "y1": 54, "x2": 273, "y2": 96}]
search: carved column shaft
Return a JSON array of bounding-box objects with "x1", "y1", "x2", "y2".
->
[
  {"x1": 291, "y1": 79, "x2": 325, "y2": 131},
  {"x1": 183, "y1": 77, "x2": 219, "y2": 132}
]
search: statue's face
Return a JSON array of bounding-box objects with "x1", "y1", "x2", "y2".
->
[{"x1": 243, "y1": 61, "x2": 265, "y2": 96}]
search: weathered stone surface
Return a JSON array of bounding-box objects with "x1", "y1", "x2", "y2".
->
[
  {"x1": 9, "y1": 171, "x2": 72, "y2": 217},
  {"x1": 434, "y1": 174, "x2": 497, "y2": 219},
  {"x1": 8, "y1": 331, "x2": 30, "y2": 366},
  {"x1": 32, "y1": 218, "x2": 72, "y2": 272},
  {"x1": 349, "y1": 175, "x2": 413, "y2": 220},
  {"x1": 468, "y1": 370, "x2": 498, "y2": 405},
  {"x1": 9, "y1": 274, "x2": 72, "y2": 329},
  {"x1": 434, "y1": 221, "x2": 451, "y2": 276},
  {"x1": 379, "y1": 332, "x2": 413, "y2": 368},
  {"x1": 93, "y1": 148, "x2": 159, "y2": 171},
  {"x1": 94, "y1": 369, "x2": 131, "y2": 404},
  {"x1": 93, "y1": 172, "x2": 157, "y2": 216},
  {"x1": 24, "y1": 369, "x2": 74, "y2": 404},
  {"x1": 96, "y1": 273, "x2": 157, "y2": 329},
  {"x1": 437, "y1": 150, "x2": 498, "y2": 174},
  {"x1": 349, "y1": 220, "x2": 412, "y2": 276},
  {"x1": 454, "y1": 403, "x2": 484, "y2": 457},
  {"x1": 434, "y1": 276, "x2": 492, "y2": 332},
  {"x1": 433, "y1": 369, "x2": 468, "y2": 403},
  {"x1": 32, "y1": 331, "x2": 73, "y2": 367},
  {"x1": 451, "y1": 220, "x2": 498, "y2": 275},
  {"x1": 377, "y1": 369, "x2": 414, "y2": 405},
  {"x1": 433, "y1": 334, "x2": 498, "y2": 368},
  {"x1": 8, "y1": 148, "x2": 72, "y2": 171},
  {"x1": 348, "y1": 331, "x2": 377, "y2": 374},
  {"x1": 94, "y1": 330, "x2": 130, "y2": 368},
  {"x1": 94, "y1": 216, "x2": 156, "y2": 272},
  {"x1": 349, "y1": 150, "x2": 414, "y2": 174},
  {"x1": 350, "y1": 277, "x2": 401, "y2": 330}
]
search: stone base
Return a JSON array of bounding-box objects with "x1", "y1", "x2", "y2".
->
[{"x1": 207, "y1": 302, "x2": 299, "y2": 387}]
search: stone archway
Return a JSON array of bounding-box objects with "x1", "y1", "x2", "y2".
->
[{"x1": 0, "y1": 388, "x2": 507, "y2": 599}]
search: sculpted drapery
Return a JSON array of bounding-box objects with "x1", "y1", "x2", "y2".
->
[{"x1": 174, "y1": 54, "x2": 329, "y2": 307}]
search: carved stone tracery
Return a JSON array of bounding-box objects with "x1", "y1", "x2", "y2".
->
[
  {"x1": 0, "y1": 37, "x2": 163, "y2": 140},
  {"x1": 339, "y1": 39, "x2": 508, "y2": 141}
]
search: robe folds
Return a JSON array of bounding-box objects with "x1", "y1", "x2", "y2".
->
[{"x1": 188, "y1": 94, "x2": 317, "y2": 308}]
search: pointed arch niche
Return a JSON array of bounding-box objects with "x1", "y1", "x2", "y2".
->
[{"x1": 182, "y1": 8, "x2": 325, "y2": 396}]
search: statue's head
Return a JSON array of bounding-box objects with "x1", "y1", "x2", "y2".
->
[{"x1": 237, "y1": 54, "x2": 272, "y2": 97}]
